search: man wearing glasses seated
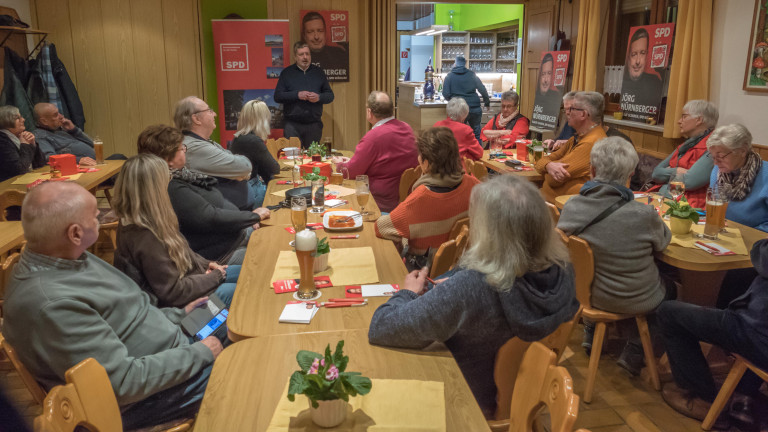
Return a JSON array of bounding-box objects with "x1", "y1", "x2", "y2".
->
[{"x1": 534, "y1": 91, "x2": 607, "y2": 204}]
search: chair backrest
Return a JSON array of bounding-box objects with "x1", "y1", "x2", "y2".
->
[
  {"x1": 1, "y1": 251, "x2": 21, "y2": 315},
  {"x1": 452, "y1": 225, "x2": 470, "y2": 268},
  {"x1": 448, "y1": 217, "x2": 469, "y2": 241},
  {"x1": 472, "y1": 160, "x2": 488, "y2": 180},
  {"x1": 509, "y1": 342, "x2": 580, "y2": 432},
  {"x1": 288, "y1": 136, "x2": 301, "y2": 149},
  {"x1": 34, "y1": 358, "x2": 123, "y2": 432},
  {"x1": 0, "y1": 190, "x2": 26, "y2": 221},
  {"x1": 566, "y1": 235, "x2": 595, "y2": 308},
  {"x1": 267, "y1": 137, "x2": 291, "y2": 162},
  {"x1": 0, "y1": 332, "x2": 47, "y2": 404},
  {"x1": 430, "y1": 239, "x2": 457, "y2": 279},
  {"x1": 398, "y1": 165, "x2": 423, "y2": 203},
  {"x1": 546, "y1": 202, "x2": 561, "y2": 224},
  {"x1": 464, "y1": 157, "x2": 474, "y2": 175}
]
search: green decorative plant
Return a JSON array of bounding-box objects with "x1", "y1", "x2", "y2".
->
[
  {"x1": 302, "y1": 167, "x2": 327, "y2": 182},
  {"x1": 527, "y1": 138, "x2": 543, "y2": 153},
  {"x1": 287, "y1": 340, "x2": 372, "y2": 408},
  {"x1": 664, "y1": 196, "x2": 701, "y2": 223},
  {"x1": 307, "y1": 141, "x2": 327, "y2": 157},
  {"x1": 316, "y1": 237, "x2": 330, "y2": 256}
]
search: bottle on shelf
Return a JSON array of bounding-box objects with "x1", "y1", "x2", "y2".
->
[{"x1": 423, "y1": 58, "x2": 435, "y2": 102}]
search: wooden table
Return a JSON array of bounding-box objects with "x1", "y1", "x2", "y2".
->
[
  {"x1": 226, "y1": 179, "x2": 408, "y2": 341},
  {"x1": 274, "y1": 151, "x2": 354, "y2": 179},
  {"x1": 479, "y1": 150, "x2": 543, "y2": 183},
  {"x1": 0, "y1": 160, "x2": 124, "y2": 195},
  {"x1": 194, "y1": 329, "x2": 489, "y2": 431},
  {"x1": 0, "y1": 221, "x2": 24, "y2": 258}
]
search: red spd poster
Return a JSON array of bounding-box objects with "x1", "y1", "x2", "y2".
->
[
  {"x1": 212, "y1": 19, "x2": 289, "y2": 147},
  {"x1": 620, "y1": 23, "x2": 675, "y2": 123},
  {"x1": 531, "y1": 51, "x2": 570, "y2": 131},
  {"x1": 300, "y1": 10, "x2": 350, "y2": 82}
]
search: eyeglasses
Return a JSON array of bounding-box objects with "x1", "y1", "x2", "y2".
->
[
  {"x1": 707, "y1": 151, "x2": 733, "y2": 161},
  {"x1": 193, "y1": 108, "x2": 213, "y2": 115},
  {"x1": 565, "y1": 107, "x2": 586, "y2": 113},
  {"x1": 680, "y1": 113, "x2": 695, "y2": 120}
]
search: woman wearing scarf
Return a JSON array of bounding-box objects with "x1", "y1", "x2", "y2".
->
[
  {"x1": 650, "y1": 100, "x2": 718, "y2": 208},
  {"x1": 375, "y1": 127, "x2": 479, "y2": 269},
  {"x1": 558, "y1": 137, "x2": 671, "y2": 375},
  {"x1": 0, "y1": 105, "x2": 45, "y2": 183},
  {"x1": 479, "y1": 90, "x2": 529, "y2": 148},
  {"x1": 137, "y1": 125, "x2": 268, "y2": 266}
]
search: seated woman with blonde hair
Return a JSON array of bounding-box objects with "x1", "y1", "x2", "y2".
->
[
  {"x1": 113, "y1": 153, "x2": 240, "y2": 308},
  {"x1": 231, "y1": 100, "x2": 281, "y2": 207}
]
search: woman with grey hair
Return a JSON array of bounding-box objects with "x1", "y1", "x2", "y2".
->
[
  {"x1": 650, "y1": 100, "x2": 719, "y2": 207},
  {"x1": 433, "y1": 97, "x2": 483, "y2": 160},
  {"x1": 479, "y1": 90, "x2": 529, "y2": 147},
  {"x1": 0, "y1": 105, "x2": 45, "y2": 183},
  {"x1": 369, "y1": 174, "x2": 578, "y2": 418},
  {"x1": 558, "y1": 136, "x2": 671, "y2": 375},
  {"x1": 707, "y1": 124, "x2": 767, "y2": 231}
]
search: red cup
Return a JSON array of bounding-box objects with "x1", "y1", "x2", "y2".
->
[{"x1": 516, "y1": 141, "x2": 528, "y2": 161}]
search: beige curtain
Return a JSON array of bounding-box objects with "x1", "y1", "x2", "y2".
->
[
  {"x1": 572, "y1": 0, "x2": 602, "y2": 91},
  {"x1": 663, "y1": 0, "x2": 713, "y2": 138},
  {"x1": 366, "y1": 0, "x2": 397, "y2": 99}
]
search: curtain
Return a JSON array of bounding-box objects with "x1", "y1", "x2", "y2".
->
[
  {"x1": 366, "y1": 0, "x2": 396, "y2": 99},
  {"x1": 572, "y1": 0, "x2": 602, "y2": 91},
  {"x1": 663, "y1": 0, "x2": 713, "y2": 138}
]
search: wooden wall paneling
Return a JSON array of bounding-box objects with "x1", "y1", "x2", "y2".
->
[
  {"x1": 161, "y1": 0, "x2": 204, "y2": 120},
  {"x1": 67, "y1": 0, "x2": 116, "y2": 155}
]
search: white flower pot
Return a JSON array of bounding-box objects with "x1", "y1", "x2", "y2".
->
[
  {"x1": 309, "y1": 398, "x2": 347, "y2": 427},
  {"x1": 314, "y1": 252, "x2": 329, "y2": 273}
]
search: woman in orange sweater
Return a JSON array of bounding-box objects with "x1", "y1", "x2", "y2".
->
[{"x1": 375, "y1": 127, "x2": 480, "y2": 268}]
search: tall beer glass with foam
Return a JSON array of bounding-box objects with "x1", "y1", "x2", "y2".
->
[{"x1": 295, "y1": 229, "x2": 318, "y2": 299}]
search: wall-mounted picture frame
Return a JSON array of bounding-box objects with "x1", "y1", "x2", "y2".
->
[{"x1": 744, "y1": 0, "x2": 768, "y2": 92}]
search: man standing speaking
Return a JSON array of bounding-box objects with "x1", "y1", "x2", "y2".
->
[{"x1": 274, "y1": 42, "x2": 334, "y2": 149}]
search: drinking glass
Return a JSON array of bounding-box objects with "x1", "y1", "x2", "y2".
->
[
  {"x1": 702, "y1": 186, "x2": 729, "y2": 240},
  {"x1": 310, "y1": 179, "x2": 325, "y2": 213},
  {"x1": 295, "y1": 229, "x2": 318, "y2": 300},
  {"x1": 532, "y1": 145, "x2": 544, "y2": 163},
  {"x1": 93, "y1": 137, "x2": 104, "y2": 164},
  {"x1": 489, "y1": 139, "x2": 502, "y2": 159},
  {"x1": 356, "y1": 175, "x2": 370, "y2": 218},
  {"x1": 292, "y1": 158, "x2": 303, "y2": 187},
  {"x1": 668, "y1": 173, "x2": 686, "y2": 201},
  {"x1": 291, "y1": 196, "x2": 307, "y2": 232}
]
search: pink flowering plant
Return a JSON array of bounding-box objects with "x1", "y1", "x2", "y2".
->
[{"x1": 287, "y1": 340, "x2": 372, "y2": 408}]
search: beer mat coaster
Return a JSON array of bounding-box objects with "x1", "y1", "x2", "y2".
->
[
  {"x1": 664, "y1": 220, "x2": 748, "y2": 255},
  {"x1": 78, "y1": 167, "x2": 100, "y2": 173},
  {"x1": 270, "y1": 184, "x2": 356, "y2": 198},
  {"x1": 345, "y1": 284, "x2": 400, "y2": 297},
  {"x1": 12, "y1": 172, "x2": 83, "y2": 184},
  {"x1": 270, "y1": 247, "x2": 379, "y2": 287},
  {"x1": 273, "y1": 276, "x2": 332, "y2": 294},
  {"x1": 267, "y1": 379, "x2": 446, "y2": 431}
]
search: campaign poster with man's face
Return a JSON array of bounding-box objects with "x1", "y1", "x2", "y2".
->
[
  {"x1": 531, "y1": 51, "x2": 569, "y2": 130},
  {"x1": 620, "y1": 23, "x2": 675, "y2": 123},
  {"x1": 300, "y1": 10, "x2": 350, "y2": 82}
]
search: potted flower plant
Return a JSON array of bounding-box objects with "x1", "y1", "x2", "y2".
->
[
  {"x1": 314, "y1": 237, "x2": 330, "y2": 273},
  {"x1": 287, "y1": 340, "x2": 372, "y2": 427},
  {"x1": 302, "y1": 167, "x2": 327, "y2": 184},
  {"x1": 664, "y1": 196, "x2": 701, "y2": 235},
  {"x1": 307, "y1": 141, "x2": 327, "y2": 162}
]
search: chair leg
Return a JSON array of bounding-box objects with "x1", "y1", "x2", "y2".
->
[
  {"x1": 702, "y1": 358, "x2": 747, "y2": 430},
  {"x1": 103, "y1": 189, "x2": 112, "y2": 206},
  {"x1": 584, "y1": 321, "x2": 607, "y2": 403},
  {"x1": 635, "y1": 316, "x2": 661, "y2": 390}
]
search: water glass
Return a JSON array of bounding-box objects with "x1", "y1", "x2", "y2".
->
[{"x1": 310, "y1": 179, "x2": 325, "y2": 213}]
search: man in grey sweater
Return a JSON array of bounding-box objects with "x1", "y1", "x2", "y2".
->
[
  {"x1": 3, "y1": 182, "x2": 222, "y2": 429},
  {"x1": 33, "y1": 102, "x2": 97, "y2": 165}
]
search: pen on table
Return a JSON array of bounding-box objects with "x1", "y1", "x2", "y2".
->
[
  {"x1": 323, "y1": 302, "x2": 368, "y2": 308},
  {"x1": 695, "y1": 241, "x2": 720, "y2": 253},
  {"x1": 327, "y1": 298, "x2": 367, "y2": 302},
  {"x1": 426, "y1": 276, "x2": 437, "y2": 285},
  {"x1": 330, "y1": 235, "x2": 359, "y2": 239}
]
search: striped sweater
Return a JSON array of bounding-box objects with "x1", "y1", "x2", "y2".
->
[{"x1": 375, "y1": 175, "x2": 480, "y2": 255}]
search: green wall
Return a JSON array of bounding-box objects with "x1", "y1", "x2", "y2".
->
[{"x1": 199, "y1": 0, "x2": 269, "y2": 142}]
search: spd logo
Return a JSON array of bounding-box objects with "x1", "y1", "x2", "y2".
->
[
  {"x1": 650, "y1": 45, "x2": 667, "y2": 68},
  {"x1": 220, "y1": 44, "x2": 249, "y2": 71},
  {"x1": 331, "y1": 26, "x2": 347, "y2": 43}
]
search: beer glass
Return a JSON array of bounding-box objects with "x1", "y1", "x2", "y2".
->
[
  {"x1": 310, "y1": 179, "x2": 325, "y2": 213},
  {"x1": 668, "y1": 173, "x2": 685, "y2": 201},
  {"x1": 291, "y1": 196, "x2": 307, "y2": 232},
  {"x1": 703, "y1": 187, "x2": 729, "y2": 240},
  {"x1": 489, "y1": 138, "x2": 502, "y2": 159},
  {"x1": 532, "y1": 145, "x2": 544, "y2": 163},
  {"x1": 295, "y1": 229, "x2": 318, "y2": 299},
  {"x1": 330, "y1": 172, "x2": 344, "y2": 185},
  {"x1": 93, "y1": 136, "x2": 104, "y2": 164},
  {"x1": 323, "y1": 137, "x2": 333, "y2": 157},
  {"x1": 356, "y1": 175, "x2": 370, "y2": 218}
]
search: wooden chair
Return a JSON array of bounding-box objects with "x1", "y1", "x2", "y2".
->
[
  {"x1": 0, "y1": 189, "x2": 26, "y2": 221},
  {"x1": 546, "y1": 202, "x2": 561, "y2": 223},
  {"x1": 398, "y1": 165, "x2": 423, "y2": 203},
  {"x1": 89, "y1": 221, "x2": 118, "y2": 260},
  {"x1": 452, "y1": 225, "x2": 470, "y2": 267},
  {"x1": 702, "y1": 354, "x2": 768, "y2": 430},
  {"x1": 448, "y1": 217, "x2": 469, "y2": 241},
  {"x1": 429, "y1": 239, "x2": 457, "y2": 279},
  {"x1": 567, "y1": 235, "x2": 661, "y2": 403},
  {"x1": 288, "y1": 136, "x2": 301, "y2": 149},
  {"x1": 0, "y1": 332, "x2": 46, "y2": 405},
  {"x1": 508, "y1": 342, "x2": 580, "y2": 432},
  {"x1": 1, "y1": 251, "x2": 21, "y2": 316},
  {"x1": 95, "y1": 183, "x2": 113, "y2": 207},
  {"x1": 34, "y1": 356, "x2": 194, "y2": 432}
]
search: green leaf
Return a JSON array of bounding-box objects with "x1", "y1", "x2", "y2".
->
[
  {"x1": 287, "y1": 371, "x2": 307, "y2": 399},
  {"x1": 316, "y1": 237, "x2": 330, "y2": 255},
  {"x1": 297, "y1": 350, "x2": 322, "y2": 371},
  {"x1": 345, "y1": 375, "x2": 373, "y2": 396}
]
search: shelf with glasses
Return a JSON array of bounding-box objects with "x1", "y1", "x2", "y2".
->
[{"x1": 436, "y1": 24, "x2": 519, "y2": 73}]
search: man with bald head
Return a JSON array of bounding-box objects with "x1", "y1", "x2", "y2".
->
[
  {"x1": 332, "y1": 91, "x2": 418, "y2": 213},
  {"x1": 33, "y1": 102, "x2": 97, "y2": 165},
  {"x1": 3, "y1": 182, "x2": 222, "y2": 429}
]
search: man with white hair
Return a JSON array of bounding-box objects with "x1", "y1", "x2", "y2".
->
[
  {"x1": 173, "y1": 96, "x2": 253, "y2": 209},
  {"x1": 3, "y1": 182, "x2": 222, "y2": 429},
  {"x1": 433, "y1": 97, "x2": 483, "y2": 160},
  {"x1": 534, "y1": 91, "x2": 608, "y2": 203}
]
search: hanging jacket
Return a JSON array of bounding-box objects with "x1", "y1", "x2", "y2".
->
[
  {"x1": 49, "y1": 43, "x2": 85, "y2": 130},
  {"x1": 0, "y1": 47, "x2": 35, "y2": 131},
  {"x1": 40, "y1": 44, "x2": 62, "y2": 111}
]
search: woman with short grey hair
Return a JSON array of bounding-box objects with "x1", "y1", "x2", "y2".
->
[
  {"x1": 651, "y1": 100, "x2": 719, "y2": 207},
  {"x1": 433, "y1": 97, "x2": 483, "y2": 160},
  {"x1": 0, "y1": 105, "x2": 46, "y2": 183},
  {"x1": 479, "y1": 90, "x2": 529, "y2": 147},
  {"x1": 369, "y1": 174, "x2": 578, "y2": 417},
  {"x1": 558, "y1": 136, "x2": 671, "y2": 376}
]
